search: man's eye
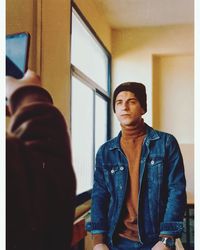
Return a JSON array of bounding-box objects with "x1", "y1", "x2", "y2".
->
[{"x1": 116, "y1": 101, "x2": 121, "y2": 105}]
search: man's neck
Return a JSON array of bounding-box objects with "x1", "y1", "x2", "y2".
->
[{"x1": 121, "y1": 119, "x2": 146, "y2": 139}]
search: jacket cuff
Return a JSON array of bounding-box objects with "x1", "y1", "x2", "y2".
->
[
  {"x1": 86, "y1": 222, "x2": 107, "y2": 232},
  {"x1": 160, "y1": 222, "x2": 184, "y2": 237}
]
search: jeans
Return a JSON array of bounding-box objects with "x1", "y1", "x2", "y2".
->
[{"x1": 111, "y1": 236, "x2": 156, "y2": 250}]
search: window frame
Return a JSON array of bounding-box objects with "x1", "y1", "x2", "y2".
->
[{"x1": 70, "y1": 1, "x2": 111, "y2": 206}]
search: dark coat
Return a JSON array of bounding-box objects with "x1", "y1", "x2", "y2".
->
[{"x1": 6, "y1": 86, "x2": 76, "y2": 250}]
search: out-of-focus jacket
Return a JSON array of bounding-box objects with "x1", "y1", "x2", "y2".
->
[{"x1": 6, "y1": 85, "x2": 76, "y2": 250}]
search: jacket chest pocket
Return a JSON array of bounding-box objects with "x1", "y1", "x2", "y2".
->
[
  {"x1": 146, "y1": 157, "x2": 164, "y2": 185},
  {"x1": 103, "y1": 164, "x2": 127, "y2": 192}
]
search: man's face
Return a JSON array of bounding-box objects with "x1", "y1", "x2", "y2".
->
[{"x1": 115, "y1": 91, "x2": 145, "y2": 126}]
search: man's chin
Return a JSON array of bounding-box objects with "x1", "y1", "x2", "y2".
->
[
  {"x1": 120, "y1": 121, "x2": 134, "y2": 126},
  {"x1": 120, "y1": 119, "x2": 140, "y2": 127}
]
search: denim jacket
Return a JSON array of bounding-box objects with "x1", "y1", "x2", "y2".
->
[{"x1": 87, "y1": 124, "x2": 186, "y2": 246}]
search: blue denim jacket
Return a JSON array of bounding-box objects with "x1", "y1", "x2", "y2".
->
[{"x1": 87, "y1": 124, "x2": 186, "y2": 246}]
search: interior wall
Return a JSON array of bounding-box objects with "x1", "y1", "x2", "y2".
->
[
  {"x1": 153, "y1": 55, "x2": 194, "y2": 143},
  {"x1": 40, "y1": 0, "x2": 71, "y2": 125},
  {"x1": 112, "y1": 24, "x2": 194, "y2": 136},
  {"x1": 153, "y1": 55, "x2": 194, "y2": 202}
]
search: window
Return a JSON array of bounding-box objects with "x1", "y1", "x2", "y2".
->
[{"x1": 70, "y1": 4, "x2": 111, "y2": 202}]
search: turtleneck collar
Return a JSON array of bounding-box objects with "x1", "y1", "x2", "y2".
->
[{"x1": 121, "y1": 118, "x2": 146, "y2": 140}]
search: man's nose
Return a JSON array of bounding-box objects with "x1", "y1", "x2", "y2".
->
[{"x1": 122, "y1": 102, "x2": 128, "y2": 110}]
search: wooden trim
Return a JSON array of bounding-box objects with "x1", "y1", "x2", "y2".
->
[
  {"x1": 33, "y1": 0, "x2": 42, "y2": 75},
  {"x1": 75, "y1": 199, "x2": 91, "y2": 220},
  {"x1": 71, "y1": 200, "x2": 91, "y2": 246},
  {"x1": 71, "y1": 65, "x2": 110, "y2": 99},
  {"x1": 176, "y1": 238, "x2": 185, "y2": 250},
  {"x1": 71, "y1": 218, "x2": 86, "y2": 247}
]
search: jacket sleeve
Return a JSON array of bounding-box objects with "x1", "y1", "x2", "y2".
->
[
  {"x1": 160, "y1": 134, "x2": 187, "y2": 237},
  {"x1": 87, "y1": 147, "x2": 110, "y2": 235},
  {"x1": 6, "y1": 85, "x2": 76, "y2": 249}
]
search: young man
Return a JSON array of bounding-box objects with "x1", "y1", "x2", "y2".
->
[{"x1": 88, "y1": 82, "x2": 186, "y2": 250}]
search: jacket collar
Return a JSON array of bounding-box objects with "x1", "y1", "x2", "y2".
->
[{"x1": 108, "y1": 123, "x2": 160, "y2": 151}]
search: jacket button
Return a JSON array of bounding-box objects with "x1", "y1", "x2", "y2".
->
[
  {"x1": 120, "y1": 166, "x2": 124, "y2": 171},
  {"x1": 151, "y1": 160, "x2": 154, "y2": 165},
  {"x1": 111, "y1": 169, "x2": 115, "y2": 174}
]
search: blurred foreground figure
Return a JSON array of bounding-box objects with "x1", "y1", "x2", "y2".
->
[{"x1": 6, "y1": 70, "x2": 76, "y2": 250}]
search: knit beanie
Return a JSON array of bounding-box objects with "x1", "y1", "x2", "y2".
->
[{"x1": 113, "y1": 82, "x2": 147, "y2": 113}]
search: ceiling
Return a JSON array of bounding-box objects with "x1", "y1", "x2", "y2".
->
[{"x1": 93, "y1": 0, "x2": 194, "y2": 28}]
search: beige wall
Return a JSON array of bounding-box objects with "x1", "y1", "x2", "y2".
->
[
  {"x1": 40, "y1": 0, "x2": 71, "y2": 125},
  {"x1": 112, "y1": 24, "x2": 194, "y2": 134},
  {"x1": 153, "y1": 55, "x2": 194, "y2": 202},
  {"x1": 153, "y1": 55, "x2": 194, "y2": 144}
]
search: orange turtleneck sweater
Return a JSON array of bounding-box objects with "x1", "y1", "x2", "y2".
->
[
  {"x1": 93, "y1": 119, "x2": 146, "y2": 246},
  {"x1": 118, "y1": 118, "x2": 146, "y2": 241}
]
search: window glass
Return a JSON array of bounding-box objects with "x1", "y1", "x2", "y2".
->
[
  {"x1": 71, "y1": 5, "x2": 111, "y2": 200},
  {"x1": 71, "y1": 76, "x2": 94, "y2": 195},
  {"x1": 95, "y1": 94, "x2": 107, "y2": 154},
  {"x1": 71, "y1": 11, "x2": 108, "y2": 92}
]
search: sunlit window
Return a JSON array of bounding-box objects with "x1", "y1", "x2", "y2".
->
[
  {"x1": 71, "y1": 5, "x2": 111, "y2": 198},
  {"x1": 71, "y1": 76, "x2": 94, "y2": 195},
  {"x1": 95, "y1": 94, "x2": 108, "y2": 154},
  {"x1": 71, "y1": 11, "x2": 108, "y2": 92}
]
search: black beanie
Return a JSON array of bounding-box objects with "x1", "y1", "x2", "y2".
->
[{"x1": 113, "y1": 82, "x2": 147, "y2": 113}]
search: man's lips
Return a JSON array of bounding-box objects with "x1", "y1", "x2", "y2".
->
[{"x1": 120, "y1": 114, "x2": 130, "y2": 117}]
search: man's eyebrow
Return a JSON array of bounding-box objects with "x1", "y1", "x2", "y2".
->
[
  {"x1": 115, "y1": 97, "x2": 137, "y2": 102},
  {"x1": 127, "y1": 97, "x2": 137, "y2": 101}
]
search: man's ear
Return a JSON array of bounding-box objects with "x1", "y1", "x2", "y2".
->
[{"x1": 141, "y1": 108, "x2": 145, "y2": 115}]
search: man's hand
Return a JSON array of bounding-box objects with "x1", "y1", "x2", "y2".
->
[
  {"x1": 93, "y1": 243, "x2": 109, "y2": 250},
  {"x1": 152, "y1": 241, "x2": 173, "y2": 250}
]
